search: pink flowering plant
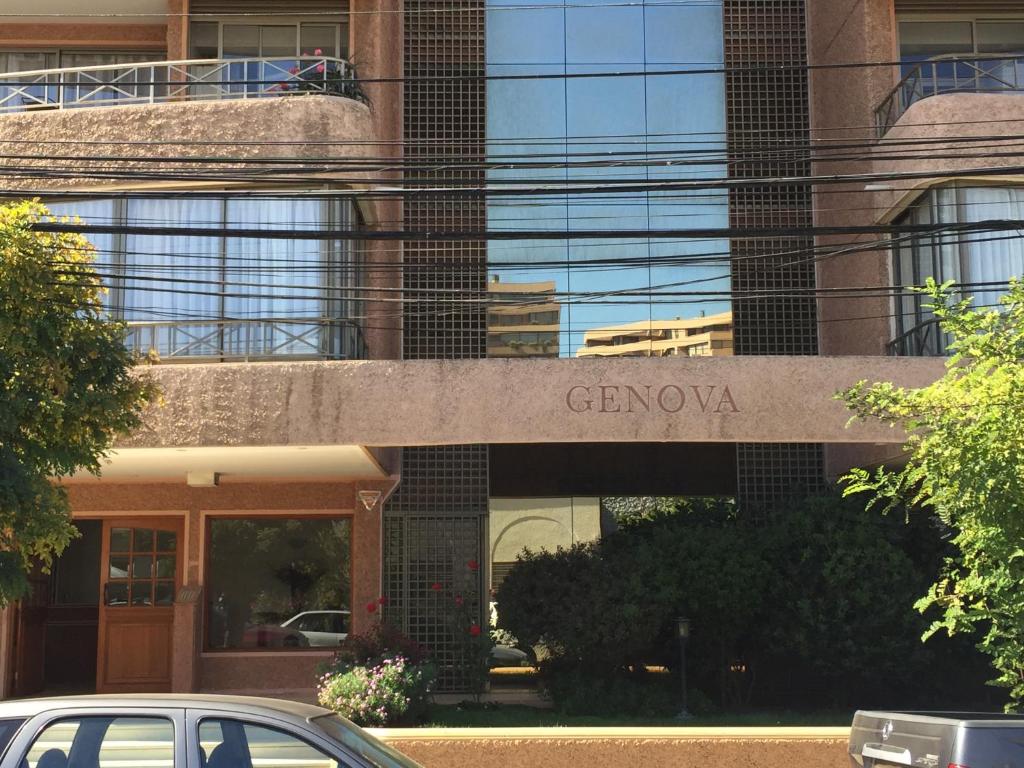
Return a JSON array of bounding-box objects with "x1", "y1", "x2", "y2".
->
[
  {"x1": 316, "y1": 655, "x2": 434, "y2": 727},
  {"x1": 316, "y1": 597, "x2": 435, "y2": 726},
  {"x1": 278, "y1": 50, "x2": 366, "y2": 102}
]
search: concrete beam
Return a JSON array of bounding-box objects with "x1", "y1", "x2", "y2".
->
[{"x1": 120, "y1": 356, "x2": 946, "y2": 448}]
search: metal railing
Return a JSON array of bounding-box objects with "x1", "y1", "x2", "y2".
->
[
  {"x1": 887, "y1": 318, "x2": 948, "y2": 357},
  {"x1": 876, "y1": 53, "x2": 1024, "y2": 136},
  {"x1": 125, "y1": 317, "x2": 367, "y2": 362},
  {"x1": 0, "y1": 56, "x2": 364, "y2": 114}
]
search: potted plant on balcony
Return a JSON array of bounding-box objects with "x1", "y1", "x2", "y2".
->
[{"x1": 280, "y1": 50, "x2": 366, "y2": 102}]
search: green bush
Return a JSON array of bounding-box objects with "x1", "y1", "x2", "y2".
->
[{"x1": 496, "y1": 493, "x2": 996, "y2": 713}]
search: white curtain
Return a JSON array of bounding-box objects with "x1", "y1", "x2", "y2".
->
[
  {"x1": 960, "y1": 187, "x2": 1024, "y2": 311},
  {"x1": 124, "y1": 198, "x2": 223, "y2": 357},
  {"x1": 224, "y1": 198, "x2": 324, "y2": 356}
]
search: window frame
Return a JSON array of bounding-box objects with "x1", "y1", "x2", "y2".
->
[{"x1": 201, "y1": 513, "x2": 355, "y2": 655}]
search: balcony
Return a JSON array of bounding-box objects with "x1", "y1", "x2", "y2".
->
[
  {"x1": 887, "y1": 318, "x2": 947, "y2": 357},
  {"x1": 0, "y1": 56, "x2": 364, "y2": 114},
  {"x1": 876, "y1": 54, "x2": 1024, "y2": 136},
  {"x1": 125, "y1": 318, "x2": 367, "y2": 363}
]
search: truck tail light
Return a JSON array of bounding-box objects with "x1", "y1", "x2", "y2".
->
[{"x1": 948, "y1": 763, "x2": 970, "y2": 768}]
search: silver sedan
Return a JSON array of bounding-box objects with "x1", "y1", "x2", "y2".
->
[{"x1": 0, "y1": 695, "x2": 421, "y2": 768}]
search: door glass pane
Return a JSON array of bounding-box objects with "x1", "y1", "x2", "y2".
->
[
  {"x1": 261, "y1": 26, "x2": 297, "y2": 57},
  {"x1": 190, "y1": 21, "x2": 220, "y2": 58},
  {"x1": 106, "y1": 583, "x2": 129, "y2": 606},
  {"x1": 155, "y1": 556, "x2": 175, "y2": 579},
  {"x1": 155, "y1": 582, "x2": 175, "y2": 606},
  {"x1": 132, "y1": 555, "x2": 153, "y2": 580},
  {"x1": 25, "y1": 717, "x2": 174, "y2": 768},
  {"x1": 133, "y1": 528, "x2": 154, "y2": 551},
  {"x1": 156, "y1": 530, "x2": 177, "y2": 552},
  {"x1": 131, "y1": 582, "x2": 153, "y2": 606},
  {"x1": 109, "y1": 556, "x2": 130, "y2": 580},
  {"x1": 223, "y1": 25, "x2": 260, "y2": 58},
  {"x1": 301, "y1": 25, "x2": 339, "y2": 57},
  {"x1": 110, "y1": 528, "x2": 131, "y2": 553}
]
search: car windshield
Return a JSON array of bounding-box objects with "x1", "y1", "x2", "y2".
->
[{"x1": 312, "y1": 714, "x2": 422, "y2": 768}]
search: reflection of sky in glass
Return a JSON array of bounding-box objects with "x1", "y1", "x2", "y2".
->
[{"x1": 486, "y1": 0, "x2": 729, "y2": 356}]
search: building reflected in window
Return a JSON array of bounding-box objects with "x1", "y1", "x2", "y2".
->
[
  {"x1": 576, "y1": 311, "x2": 733, "y2": 358},
  {"x1": 486, "y1": 276, "x2": 561, "y2": 358}
]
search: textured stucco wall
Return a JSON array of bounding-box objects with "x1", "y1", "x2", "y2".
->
[
  {"x1": 119, "y1": 356, "x2": 946, "y2": 449},
  {"x1": 377, "y1": 729, "x2": 851, "y2": 768}
]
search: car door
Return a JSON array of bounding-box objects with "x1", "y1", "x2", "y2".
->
[
  {"x1": 1, "y1": 707, "x2": 187, "y2": 768},
  {"x1": 184, "y1": 710, "x2": 366, "y2": 768}
]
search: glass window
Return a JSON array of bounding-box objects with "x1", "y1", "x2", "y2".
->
[
  {"x1": 892, "y1": 185, "x2": 1024, "y2": 355},
  {"x1": 898, "y1": 21, "x2": 974, "y2": 62},
  {"x1": 24, "y1": 718, "x2": 173, "y2": 768},
  {"x1": 47, "y1": 195, "x2": 365, "y2": 362},
  {"x1": 189, "y1": 22, "x2": 347, "y2": 59},
  {"x1": 105, "y1": 526, "x2": 177, "y2": 608},
  {"x1": 977, "y1": 21, "x2": 1024, "y2": 54},
  {"x1": 190, "y1": 22, "x2": 219, "y2": 58},
  {"x1": 199, "y1": 720, "x2": 339, "y2": 768},
  {"x1": 206, "y1": 518, "x2": 351, "y2": 650}
]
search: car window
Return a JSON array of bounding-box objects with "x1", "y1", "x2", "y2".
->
[
  {"x1": 296, "y1": 615, "x2": 325, "y2": 633},
  {"x1": 328, "y1": 614, "x2": 348, "y2": 635},
  {"x1": 0, "y1": 719, "x2": 25, "y2": 757},
  {"x1": 199, "y1": 719, "x2": 340, "y2": 768},
  {"x1": 23, "y1": 717, "x2": 174, "y2": 768}
]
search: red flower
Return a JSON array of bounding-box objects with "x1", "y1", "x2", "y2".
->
[
  {"x1": 314, "y1": 48, "x2": 324, "y2": 56},
  {"x1": 288, "y1": 66, "x2": 298, "y2": 74},
  {"x1": 431, "y1": 582, "x2": 442, "y2": 592},
  {"x1": 378, "y1": 596, "x2": 389, "y2": 606},
  {"x1": 366, "y1": 601, "x2": 378, "y2": 613},
  {"x1": 468, "y1": 623, "x2": 481, "y2": 637},
  {"x1": 316, "y1": 63, "x2": 325, "y2": 74},
  {"x1": 467, "y1": 559, "x2": 479, "y2": 572},
  {"x1": 454, "y1": 594, "x2": 464, "y2": 607}
]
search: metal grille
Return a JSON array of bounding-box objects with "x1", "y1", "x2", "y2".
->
[
  {"x1": 387, "y1": 0, "x2": 489, "y2": 693},
  {"x1": 384, "y1": 446, "x2": 488, "y2": 691},
  {"x1": 736, "y1": 443, "x2": 825, "y2": 511},
  {"x1": 725, "y1": 1, "x2": 824, "y2": 504},
  {"x1": 725, "y1": 0, "x2": 817, "y2": 357},
  {"x1": 403, "y1": 0, "x2": 487, "y2": 361}
]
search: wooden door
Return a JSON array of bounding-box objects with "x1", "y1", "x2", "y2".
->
[
  {"x1": 97, "y1": 518, "x2": 183, "y2": 694},
  {"x1": 12, "y1": 566, "x2": 49, "y2": 696}
]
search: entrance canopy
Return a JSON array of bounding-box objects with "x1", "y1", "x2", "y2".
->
[{"x1": 117, "y1": 357, "x2": 945, "y2": 449}]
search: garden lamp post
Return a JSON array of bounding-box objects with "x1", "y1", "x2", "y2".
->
[{"x1": 676, "y1": 616, "x2": 692, "y2": 720}]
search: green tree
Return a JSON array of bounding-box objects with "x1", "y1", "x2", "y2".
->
[
  {"x1": 0, "y1": 200, "x2": 155, "y2": 604},
  {"x1": 840, "y1": 279, "x2": 1024, "y2": 707}
]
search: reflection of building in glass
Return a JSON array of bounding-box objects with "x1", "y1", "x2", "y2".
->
[
  {"x1": 576, "y1": 311, "x2": 733, "y2": 358},
  {"x1": 486, "y1": 276, "x2": 561, "y2": 358}
]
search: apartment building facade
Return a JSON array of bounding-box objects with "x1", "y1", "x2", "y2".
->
[{"x1": 0, "y1": 0, "x2": 1018, "y2": 698}]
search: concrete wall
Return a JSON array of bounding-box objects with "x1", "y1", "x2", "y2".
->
[
  {"x1": 377, "y1": 728, "x2": 850, "y2": 768},
  {"x1": 119, "y1": 356, "x2": 946, "y2": 449}
]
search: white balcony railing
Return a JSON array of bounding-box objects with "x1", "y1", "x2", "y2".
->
[
  {"x1": 125, "y1": 317, "x2": 367, "y2": 362},
  {"x1": 0, "y1": 56, "x2": 364, "y2": 114}
]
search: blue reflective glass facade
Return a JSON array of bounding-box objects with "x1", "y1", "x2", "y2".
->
[{"x1": 486, "y1": 0, "x2": 728, "y2": 358}]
